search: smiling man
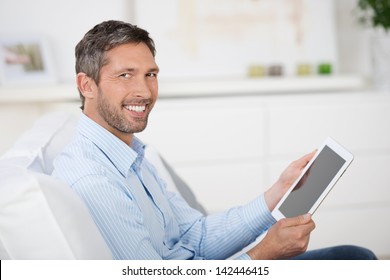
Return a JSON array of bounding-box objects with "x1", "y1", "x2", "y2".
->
[
  {"x1": 52, "y1": 20, "x2": 376, "y2": 260},
  {"x1": 76, "y1": 31, "x2": 159, "y2": 144}
]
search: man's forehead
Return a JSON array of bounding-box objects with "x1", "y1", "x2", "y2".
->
[{"x1": 102, "y1": 43, "x2": 157, "y2": 68}]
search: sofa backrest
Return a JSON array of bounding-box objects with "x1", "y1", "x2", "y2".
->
[{"x1": 0, "y1": 111, "x2": 112, "y2": 259}]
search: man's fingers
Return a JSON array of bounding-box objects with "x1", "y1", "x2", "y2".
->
[
  {"x1": 293, "y1": 150, "x2": 317, "y2": 168},
  {"x1": 280, "y1": 213, "x2": 312, "y2": 227}
]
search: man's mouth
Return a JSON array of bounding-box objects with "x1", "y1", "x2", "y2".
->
[{"x1": 124, "y1": 105, "x2": 146, "y2": 113}]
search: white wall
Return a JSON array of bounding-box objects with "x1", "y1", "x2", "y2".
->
[
  {"x1": 0, "y1": 0, "x2": 375, "y2": 83},
  {"x1": 334, "y1": 0, "x2": 372, "y2": 78}
]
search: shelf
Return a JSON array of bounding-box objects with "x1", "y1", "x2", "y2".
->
[
  {"x1": 0, "y1": 84, "x2": 78, "y2": 103},
  {"x1": 158, "y1": 75, "x2": 367, "y2": 97},
  {"x1": 0, "y1": 75, "x2": 367, "y2": 103}
]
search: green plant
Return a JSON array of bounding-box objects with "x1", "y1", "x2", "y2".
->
[{"x1": 357, "y1": 0, "x2": 390, "y2": 32}]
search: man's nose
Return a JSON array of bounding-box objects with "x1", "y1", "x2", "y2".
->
[{"x1": 132, "y1": 77, "x2": 152, "y2": 98}]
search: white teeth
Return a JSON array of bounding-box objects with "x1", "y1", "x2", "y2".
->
[{"x1": 125, "y1": 105, "x2": 146, "y2": 112}]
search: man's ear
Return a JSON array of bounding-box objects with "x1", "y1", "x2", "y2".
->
[{"x1": 76, "y1": 72, "x2": 96, "y2": 99}]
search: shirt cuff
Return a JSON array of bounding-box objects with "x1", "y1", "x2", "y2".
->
[
  {"x1": 234, "y1": 253, "x2": 252, "y2": 260},
  {"x1": 239, "y1": 193, "x2": 276, "y2": 236}
]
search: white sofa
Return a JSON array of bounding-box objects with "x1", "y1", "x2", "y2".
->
[{"x1": 0, "y1": 112, "x2": 205, "y2": 259}]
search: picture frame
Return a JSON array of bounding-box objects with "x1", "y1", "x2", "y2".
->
[{"x1": 0, "y1": 37, "x2": 57, "y2": 86}]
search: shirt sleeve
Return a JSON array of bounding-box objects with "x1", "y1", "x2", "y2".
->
[{"x1": 167, "y1": 190, "x2": 276, "y2": 260}]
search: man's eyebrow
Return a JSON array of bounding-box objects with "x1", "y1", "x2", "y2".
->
[
  {"x1": 115, "y1": 67, "x2": 159, "y2": 74},
  {"x1": 148, "y1": 67, "x2": 160, "y2": 73}
]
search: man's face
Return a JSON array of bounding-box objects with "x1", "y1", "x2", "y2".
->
[{"x1": 88, "y1": 43, "x2": 159, "y2": 143}]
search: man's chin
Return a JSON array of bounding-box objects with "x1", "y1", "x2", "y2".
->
[{"x1": 122, "y1": 121, "x2": 148, "y2": 134}]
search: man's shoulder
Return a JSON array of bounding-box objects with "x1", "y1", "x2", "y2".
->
[{"x1": 52, "y1": 135, "x2": 109, "y2": 184}]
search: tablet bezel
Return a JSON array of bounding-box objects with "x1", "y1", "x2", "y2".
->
[{"x1": 271, "y1": 137, "x2": 354, "y2": 221}]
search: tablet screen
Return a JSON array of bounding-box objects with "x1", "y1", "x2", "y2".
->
[{"x1": 278, "y1": 145, "x2": 346, "y2": 218}]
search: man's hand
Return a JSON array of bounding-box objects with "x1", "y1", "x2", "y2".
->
[
  {"x1": 265, "y1": 150, "x2": 316, "y2": 211},
  {"x1": 248, "y1": 214, "x2": 315, "y2": 260}
]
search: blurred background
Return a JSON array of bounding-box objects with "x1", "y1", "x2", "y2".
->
[
  {"x1": 0, "y1": 0, "x2": 389, "y2": 259},
  {"x1": 0, "y1": 0, "x2": 377, "y2": 82}
]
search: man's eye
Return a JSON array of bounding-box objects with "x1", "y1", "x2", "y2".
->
[
  {"x1": 119, "y1": 73, "x2": 131, "y2": 78},
  {"x1": 147, "y1": 73, "x2": 157, "y2": 78}
]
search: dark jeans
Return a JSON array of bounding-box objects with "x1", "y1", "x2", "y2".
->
[{"x1": 291, "y1": 245, "x2": 377, "y2": 260}]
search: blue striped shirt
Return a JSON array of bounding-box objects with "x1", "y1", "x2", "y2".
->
[{"x1": 52, "y1": 113, "x2": 276, "y2": 259}]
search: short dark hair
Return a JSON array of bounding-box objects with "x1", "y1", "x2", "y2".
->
[{"x1": 75, "y1": 20, "x2": 156, "y2": 110}]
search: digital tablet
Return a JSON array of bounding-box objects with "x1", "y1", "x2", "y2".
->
[{"x1": 272, "y1": 137, "x2": 354, "y2": 220}]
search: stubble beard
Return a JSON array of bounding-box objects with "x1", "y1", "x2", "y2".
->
[{"x1": 97, "y1": 89, "x2": 149, "y2": 134}]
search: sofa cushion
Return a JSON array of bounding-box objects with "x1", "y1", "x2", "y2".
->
[
  {"x1": 0, "y1": 111, "x2": 112, "y2": 259},
  {"x1": 1, "y1": 111, "x2": 78, "y2": 174},
  {"x1": 0, "y1": 162, "x2": 112, "y2": 259}
]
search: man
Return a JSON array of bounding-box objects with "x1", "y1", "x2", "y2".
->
[{"x1": 52, "y1": 20, "x2": 376, "y2": 260}]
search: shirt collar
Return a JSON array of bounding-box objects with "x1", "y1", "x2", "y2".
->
[{"x1": 77, "y1": 113, "x2": 146, "y2": 177}]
